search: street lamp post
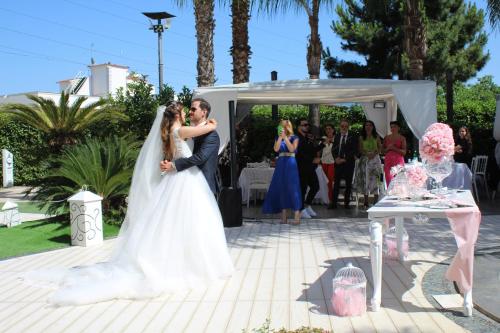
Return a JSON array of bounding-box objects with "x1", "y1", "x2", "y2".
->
[{"x1": 142, "y1": 11, "x2": 175, "y2": 94}]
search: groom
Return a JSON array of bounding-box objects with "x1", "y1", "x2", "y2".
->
[{"x1": 160, "y1": 98, "x2": 220, "y2": 194}]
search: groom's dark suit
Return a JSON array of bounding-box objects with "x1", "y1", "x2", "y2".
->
[{"x1": 174, "y1": 130, "x2": 220, "y2": 194}]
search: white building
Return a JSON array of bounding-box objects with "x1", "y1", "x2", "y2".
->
[{"x1": 0, "y1": 62, "x2": 153, "y2": 107}]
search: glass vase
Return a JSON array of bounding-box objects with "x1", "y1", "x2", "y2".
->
[{"x1": 423, "y1": 156, "x2": 453, "y2": 195}]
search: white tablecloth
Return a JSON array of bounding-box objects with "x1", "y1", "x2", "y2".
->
[
  {"x1": 238, "y1": 166, "x2": 329, "y2": 205},
  {"x1": 238, "y1": 167, "x2": 275, "y2": 204}
]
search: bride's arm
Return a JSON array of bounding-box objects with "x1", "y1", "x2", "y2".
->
[{"x1": 178, "y1": 119, "x2": 217, "y2": 139}]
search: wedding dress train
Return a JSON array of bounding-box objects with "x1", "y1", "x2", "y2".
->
[{"x1": 23, "y1": 109, "x2": 234, "y2": 306}]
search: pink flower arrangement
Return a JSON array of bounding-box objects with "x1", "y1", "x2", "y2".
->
[
  {"x1": 390, "y1": 164, "x2": 404, "y2": 177},
  {"x1": 406, "y1": 165, "x2": 428, "y2": 188},
  {"x1": 419, "y1": 123, "x2": 455, "y2": 163}
]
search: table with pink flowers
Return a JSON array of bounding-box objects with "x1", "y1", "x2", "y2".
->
[{"x1": 367, "y1": 190, "x2": 481, "y2": 316}]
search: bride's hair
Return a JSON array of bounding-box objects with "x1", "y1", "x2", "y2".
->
[{"x1": 160, "y1": 102, "x2": 182, "y2": 160}]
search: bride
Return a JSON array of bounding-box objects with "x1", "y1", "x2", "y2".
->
[{"x1": 25, "y1": 102, "x2": 234, "y2": 305}]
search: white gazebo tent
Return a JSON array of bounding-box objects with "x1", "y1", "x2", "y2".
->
[{"x1": 193, "y1": 78, "x2": 437, "y2": 152}]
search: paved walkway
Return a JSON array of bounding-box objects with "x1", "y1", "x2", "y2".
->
[
  {"x1": 0, "y1": 186, "x2": 34, "y2": 202},
  {"x1": 0, "y1": 186, "x2": 49, "y2": 223},
  {"x1": 2, "y1": 215, "x2": 499, "y2": 333}
]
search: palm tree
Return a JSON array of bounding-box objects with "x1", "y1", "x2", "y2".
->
[
  {"x1": 487, "y1": 0, "x2": 500, "y2": 30},
  {"x1": 1, "y1": 91, "x2": 126, "y2": 152},
  {"x1": 403, "y1": 0, "x2": 427, "y2": 80},
  {"x1": 32, "y1": 135, "x2": 140, "y2": 216},
  {"x1": 230, "y1": 0, "x2": 252, "y2": 83},
  {"x1": 174, "y1": 0, "x2": 216, "y2": 87},
  {"x1": 257, "y1": 0, "x2": 336, "y2": 134}
]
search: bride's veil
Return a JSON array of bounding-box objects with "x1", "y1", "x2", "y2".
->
[{"x1": 110, "y1": 106, "x2": 165, "y2": 257}]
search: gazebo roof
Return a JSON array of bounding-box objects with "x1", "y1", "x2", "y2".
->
[{"x1": 194, "y1": 78, "x2": 437, "y2": 151}]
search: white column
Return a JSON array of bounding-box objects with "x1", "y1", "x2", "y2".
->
[
  {"x1": 370, "y1": 220, "x2": 383, "y2": 311},
  {"x1": 2, "y1": 149, "x2": 14, "y2": 187},
  {"x1": 464, "y1": 290, "x2": 473, "y2": 317},
  {"x1": 67, "y1": 190, "x2": 103, "y2": 246},
  {"x1": 1, "y1": 201, "x2": 21, "y2": 227}
]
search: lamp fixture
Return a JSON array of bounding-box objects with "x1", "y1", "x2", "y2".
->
[{"x1": 373, "y1": 100, "x2": 386, "y2": 109}]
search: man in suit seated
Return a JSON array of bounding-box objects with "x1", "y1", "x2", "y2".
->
[{"x1": 331, "y1": 119, "x2": 359, "y2": 209}]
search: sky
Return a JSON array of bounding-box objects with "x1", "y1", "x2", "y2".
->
[{"x1": 0, "y1": 0, "x2": 499, "y2": 95}]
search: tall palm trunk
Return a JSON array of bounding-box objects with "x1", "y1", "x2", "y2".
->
[
  {"x1": 194, "y1": 0, "x2": 216, "y2": 86},
  {"x1": 231, "y1": 0, "x2": 251, "y2": 84},
  {"x1": 446, "y1": 71, "x2": 454, "y2": 123},
  {"x1": 307, "y1": 0, "x2": 322, "y2": 136},
  {"x1": 403, "y1": 0, "x2": 427, "y2": 80}
]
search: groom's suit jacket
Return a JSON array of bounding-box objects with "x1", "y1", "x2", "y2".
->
[{"x1": 174, "y1": 130, "x2": 220, "y2": 194}]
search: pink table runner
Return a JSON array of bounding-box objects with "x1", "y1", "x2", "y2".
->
[{"x1": 445, "y1": 207, "x2": 481, "y2": 293}]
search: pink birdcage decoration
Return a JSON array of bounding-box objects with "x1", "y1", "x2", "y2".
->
[
  {"x1": 384, "y1": 226, "x2": 409, "y2": 260},
  {"x1": 331, "y1": 263, "x2": 367, "y2": 317}
]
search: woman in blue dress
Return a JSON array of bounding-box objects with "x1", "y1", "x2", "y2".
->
[{"x1": 262, "y1": 120, "x2": 302, "y2": 225}]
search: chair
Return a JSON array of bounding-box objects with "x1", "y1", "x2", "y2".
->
[
  {"x1": 244, "y1": 168, "x2": 272, "y2": 208},
  {"x1": 471, "y1": 155, "x2": 489, "y2": 202}
]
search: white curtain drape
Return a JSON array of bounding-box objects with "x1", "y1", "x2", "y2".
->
[
  {"x1": 494, "y1": 95, "x2": 500, "y2": 141},
  {"x1": 392, "y1": 82, "x2": 437, "y2": 139},
  {"x1": 361, "y1": 98, "x2": 397, "y2": 137}
]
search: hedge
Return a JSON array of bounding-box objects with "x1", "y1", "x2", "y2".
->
[{"x1": 0, "y1": 114, "x2": 50, "y2": 185}]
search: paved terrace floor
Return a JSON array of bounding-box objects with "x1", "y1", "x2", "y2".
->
[{"x1": 1, "y1": 212, "x2": 499, "y2": 333}]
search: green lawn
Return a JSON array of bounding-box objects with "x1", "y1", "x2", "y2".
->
[
  {"x1": 15, "y1": 201, "x2": 50, "y2": 214},
  {"x1": 0, "y1": 218, "x2": 121, "y2": 260},
  {"x1": 0, "y1": 200, "x2": 49, "y2": 214}
]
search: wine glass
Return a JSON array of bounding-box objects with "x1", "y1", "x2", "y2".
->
[{"x1": 423, "y1": 155, "x2": 453, "y2": 195}]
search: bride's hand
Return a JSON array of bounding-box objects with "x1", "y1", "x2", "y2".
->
[{"x1": 207, "y1": 119, "x2": 218, "y2": 128}]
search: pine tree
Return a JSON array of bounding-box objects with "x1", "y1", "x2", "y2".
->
[
  {"x1": 324, "y1": 0, "x2": 489, "y2": 122},
  {"x1": 425, "y1": 2, "x2": 489, "y2": 122},
  {"x1": 323, "y1": 0, "x2": 404, "y2": 79}
]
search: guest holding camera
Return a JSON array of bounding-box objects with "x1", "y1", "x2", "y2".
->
[
  {"x1": 331, "y1": 119, "x2": 359, "y2": 209},
  {"x1": 320, "y1": 124, "x2": 336, "y2": 206},
  {"x1": 262, "y1": 120, "x2": 302, "y2": 225}
]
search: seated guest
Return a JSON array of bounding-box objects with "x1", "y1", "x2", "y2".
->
[
  {"x1": 331, "y1": 119, "x2": 358, "y2": 209},
  {"x1": 454, "y1": 126, "x2": 473, "y2": 167},
  {"x1": 296, "y1": 118, "x2": 323, "y2": 218},
  {"x1": 321, "y1": 124, "x2": 336, "y2": 206},
  {"x1": 354, "y1": 120, "x2": 383, "y2": 209},
  {"x1": 383, "y1": 121, "x2": 406, "y2": 187},
  {"x1": 262, "y1": 120, "x2": 302, "y2": 225}
]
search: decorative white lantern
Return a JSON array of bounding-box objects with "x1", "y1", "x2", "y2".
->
[
  {"x1": 1, "y1": 201, "x2": 21, "y2": 227},
  {"x1": 2, "y1": 149, "x2": 14, "y2": 187},
  {"x1": 67, "y1": 190, "x2": 103, "y2": 246}
]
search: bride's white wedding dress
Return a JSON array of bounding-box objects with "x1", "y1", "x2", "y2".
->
[{"x1": 24, "y1": 108, "x2": 234, "y2": 306}]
